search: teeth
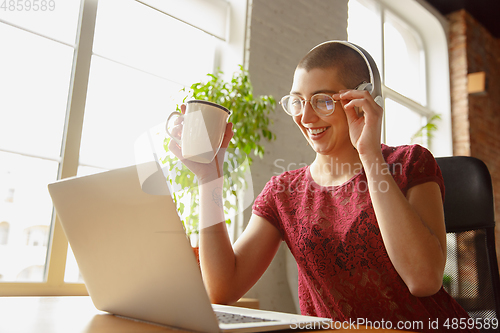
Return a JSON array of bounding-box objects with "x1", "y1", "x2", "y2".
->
[{"x1": 309, "y1": 127, "x2": 327, "y2": 135}]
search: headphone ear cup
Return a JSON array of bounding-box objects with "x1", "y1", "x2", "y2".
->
[
  {"x1": 356, "y1": 82, "x2": 373, "y2": 92},
  {"x1": 356, "y1": 82, "x2": 383, "y2": 107},
  {"x1": 374, "y1": 96, "x2": 383, "y2": 107}
]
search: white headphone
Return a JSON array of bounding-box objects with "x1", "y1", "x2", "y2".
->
[{"x1": 309, "y1": 40, "x2": 384, "y2": 108}]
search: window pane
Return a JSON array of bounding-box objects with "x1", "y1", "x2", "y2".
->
[
  {"x1": 0, "y1": 0, "x2": 81, "y2": 45},
  {"x1": 0, "y1": 151, "x2": 58, "y2": 282},
  {"x1": 79, "y1": 56, "x2": 183, "y2": 170},
  {"x1": 140, "y1": 0, "x2": 229, "y2": 40},
  {"x1": 0, "y1": 22, "x2": 74, "y2": 159},
  {"x1": 384, "y1": 10, "x2": 426, "y2": 105},
  {"x1": 77, "y1": 165, "x2": 107, "y2": 177},
  {"x1": 384, "y1": 98, "x2": 425, "y2": 147},
  {"x1": 64, "y1": 244, "x2": 84, "y2": 283},
  {"x1": 73, "y1": 1, "x2": 220, "y2": 282},
  {"x1": 93, "y1": 0, "x2": 216, "y2": 87},
  {"x1": 347, "y1": 0, "x2": 383, "y2": 73}
]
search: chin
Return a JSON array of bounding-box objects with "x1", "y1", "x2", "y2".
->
[{"x1": 310, "y1": 144, "x2": 328, "y2": 154}]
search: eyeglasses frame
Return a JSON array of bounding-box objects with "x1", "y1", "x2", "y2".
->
[
  {"x1": 279, "y1": 93, "x2": 338, "y2": 117},
  {"x1": 279, "y1": 81, "x2": 372, "y2": 117}
]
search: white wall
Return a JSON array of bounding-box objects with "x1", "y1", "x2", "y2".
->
[{"x1": 242, "y1": 0, "x2": 349, "y2": 313}]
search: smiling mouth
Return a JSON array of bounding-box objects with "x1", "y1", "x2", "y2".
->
[{"x1": 308, "y1": 127, "x2": 328, "y2": 135}]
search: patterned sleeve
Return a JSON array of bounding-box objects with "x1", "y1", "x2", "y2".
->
[
  {"x1": 251, "y1": 176, "x2": 285, "y2": 238},
  {"x1": 391, "y1": 144, "x2": 445, "y2": 200}
]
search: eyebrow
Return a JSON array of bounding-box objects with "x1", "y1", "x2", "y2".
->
[{"x1": 289, "y1": 89, "x2": 339, "y2": 96}]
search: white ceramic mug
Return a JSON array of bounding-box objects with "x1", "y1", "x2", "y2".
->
[{"x1": 166, "y1": 100, "x2": 231, "y2": 163}]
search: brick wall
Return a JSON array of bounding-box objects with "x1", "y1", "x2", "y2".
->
[
  {"x1": 448, "y1": 9, "x2": 500, "y2": 265},
  {"x1": 448, "y1": 11, "x2": 471, "y2": 157}
]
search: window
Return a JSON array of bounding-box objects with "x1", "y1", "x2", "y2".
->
[
  {"x1": 348, "y1": 0, "x2": 452, "y2": 155},
  {"x1": 0, "y1": 222, "x2": 9, "y2": 246},
  {"x1": 0, "y1": 0, "x2": 245, "y2": 295},
  {"x1": 0, "y1": 0, "x2": 81, "y2": 288}
]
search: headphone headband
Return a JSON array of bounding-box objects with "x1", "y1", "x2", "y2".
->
[{"x1": 309, "y1": 41, "x2": 383, "y2": 107}]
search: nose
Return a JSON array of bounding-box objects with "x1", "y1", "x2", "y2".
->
[{"x1": 300, "y1": 100, "x2": 319, "y2": 124}]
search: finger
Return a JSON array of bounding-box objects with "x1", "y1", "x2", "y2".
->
[
  {"x1": 333, "y1": 90, "x2": 365, "y2": 105},
  {"x1": 168, "y1": 138, "x2": 183, "y2": 159},
  {"x1": 341, "y1": 99, "x2": 362, "y2": 124},
  {"x1": 340, "y1": 90, "x2": 379, "y2": 107},
  {"x1": 173, "y1": 114, "x2": 184, "y2": 126},
  {"x1": 343, "y1": 98, "x2": 381, "y2": 117},
  {"x1": 339, "y1": 89, "x2": 369, "y2": 98},
  {"x1": 339, "y1": 87, "x2": 381, "y2": 114},
  {"x1": 171, "y1": 123, "x2": 183, "y2": 140}
]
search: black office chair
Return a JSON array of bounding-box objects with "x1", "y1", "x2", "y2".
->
[{"x1": 436, "y1": 156, "x2": 500, "y2": 332}]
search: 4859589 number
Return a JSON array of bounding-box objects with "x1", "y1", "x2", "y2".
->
[
  {"x1": 443, "y1": 317, "x2": 498, "y2": 330},
  {"x1": 1, "y1": 0, "x2": 56, "y2": 11}
]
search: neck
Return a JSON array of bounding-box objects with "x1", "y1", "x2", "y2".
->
[{"x1": 310, "y1": 145, "x2": 362, "y2": 186}]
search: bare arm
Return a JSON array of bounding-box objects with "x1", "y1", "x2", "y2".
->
[
  {"x1": 199, "y1": 180, "x2": 282, "y2": 304},
  {"x1": 361, "y1": 152, "x2": 446, "y2": 297},
  {"x1": 339, "y1": 90, "x2": 446, "y2": 297}
]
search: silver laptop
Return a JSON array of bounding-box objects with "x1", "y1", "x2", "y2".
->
[{"x1": 47, "y1": 161, "x2": 330, "y2": 332}]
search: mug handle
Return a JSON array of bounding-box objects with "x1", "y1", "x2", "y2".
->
[{"x1": 165, "y1": 111, "x2": 183, "y2": 146}]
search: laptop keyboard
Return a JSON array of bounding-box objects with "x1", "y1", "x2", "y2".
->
[{"x1": 214, "y1": 311, "x2": 279, "y2": 324}]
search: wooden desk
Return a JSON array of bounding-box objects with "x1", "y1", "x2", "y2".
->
[{"x1": 0, "y1": 296, "x2": 411, "y2": 333}]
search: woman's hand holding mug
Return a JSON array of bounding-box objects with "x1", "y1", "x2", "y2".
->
[{"x1": 166, "y1": 101, "x2": 233, "y2": 184}]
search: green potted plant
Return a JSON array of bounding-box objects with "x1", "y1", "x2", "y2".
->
[
  {"x1": 411, "y1": 114, "x2": 441, "y2": 145},
  {"x1": 162, "y1": 66, "x2": 276, "y2": 247},
  {"x1": 442, "y1": 274, "x2": 452, "y2": 294}
]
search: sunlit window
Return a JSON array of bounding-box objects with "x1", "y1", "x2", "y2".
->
[
  {"x1": 348, "y1": 0, "x2": 443, "y2": 149},
  {"x1": 78, "y1": 0, "x2": 216, "y2": 172},
  {"x1": 0, "y1": 222, "x2": 9, "y2": 246},
  {"x1": 384, "y1": 10, "x2": 426, "y2": 106},
  {"x1": 0, "y1": 0, "x2": 79, "y2": 281},
  {"x1": 0, "y1": 0, "x2": 236, "y2": 292},
  {"x1": 66, "y1": 0, "x2": 219, "y2": 282},
  {"x1": 384, "y1": 99, "x2": 425, "y2": 146}
]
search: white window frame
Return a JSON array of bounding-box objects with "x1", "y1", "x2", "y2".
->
[
  {"x1": 349, "y1": 0, "x2": 452, "y2": 156},
  {"x1": 0, "y1": 0, "x2": 247, "y2": 296}
]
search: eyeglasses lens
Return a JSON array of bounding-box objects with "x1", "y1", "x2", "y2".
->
[
  {"x1": 311, "y1": 95, "x2": 335, "y2": 115},
  {"x1": 281, "y1": 94, "x2": 335, "y2": 116},
  {"x1": 286, "y1": 96, "x2": 302, "y2": 115}
]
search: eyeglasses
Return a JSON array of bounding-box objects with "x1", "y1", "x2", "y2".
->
[{"x1": 279, "y1": 93, "x2": 337, "y2": 117}]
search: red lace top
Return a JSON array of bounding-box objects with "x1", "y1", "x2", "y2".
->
[{"x1": 253, "y1": 144, "x2": 477, "y2": 332}]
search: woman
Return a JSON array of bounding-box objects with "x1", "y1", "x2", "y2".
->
[{"x1": 169, "y1": 41, "x2": 477, "y2": 332}]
